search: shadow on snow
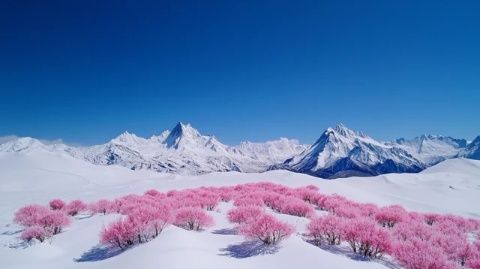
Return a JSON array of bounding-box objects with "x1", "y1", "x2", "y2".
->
[
  {"x1": 219, "y1": 240, "x2": 280, "y2": 258},
  {"x1": 75, "y1": 245, "x2": 123, "y2": 262},
  {"x1": 211, "y1": 228, "x2": 237, "y2": 235},
  {"x1": 304, "y1": 239, "x2": 401, "y2": 269}
]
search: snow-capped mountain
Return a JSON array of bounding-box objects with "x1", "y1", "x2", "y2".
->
[
  {"x1": 394, "y1": 135, "x2": 467, "y2": 165},
  {"x1": 47, "y1": 122, "x2": 307, "y2": 175},
  {"x1": 231, "y1": 138, "x2": 308, "y2": 164},
  {"x1": 0, "y1": 137, "x2": 71, "y2": 153},
  {"x1": 279, "y1": 124, "x2": 425, "y2": 178},
  {"x1": 460, "y1": 136, "x2": 480, "y2": 160},
  {"x1": 0, "y1": 122, "x2": 478, "y2": 178}
]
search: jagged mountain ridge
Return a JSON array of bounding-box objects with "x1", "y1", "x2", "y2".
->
[
  {"x1": 394, "y1": 135, "x2": 468, "y2": 165},
  {"x1": 279, "y1": 124, "x2": 426, "y2": 178},
  {"x1": 0, "y1": 122, "x2": 477, "y2": 178},
  {"x1": 17, "y1": 122, "x2": 308, "y2": 175}
]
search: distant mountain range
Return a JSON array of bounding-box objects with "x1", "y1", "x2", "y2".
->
[{"x1": 1, "y1": 122, "x2": 478, "y2": 178}]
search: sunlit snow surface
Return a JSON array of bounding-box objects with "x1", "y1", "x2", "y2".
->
[{"x1": 1, "y1": 148, "x2": 479, "y2": 269}]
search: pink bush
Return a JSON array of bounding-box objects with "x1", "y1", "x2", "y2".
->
[
  {"x1": 315, "y1": 194, "x2": 349, "y2": 213},
  {"x1": 341, "y1": 217, "x2": 391, "y2": 258},
  {"x1": 14, "y1": 204, "x2": 50, "y2": 227},
  {"x1": 174, "y1": 207, "x2": 214, "y2": 231},
  {"x1": 49, "y1": 199, "x2": 66, "y2": 210},
  {"x1": 66, "y1": 200, "x2": 87, "y2": 216},
  {"x1": 393, "y1": 238, "x2": 454, "y2": 269},
  {"x1": 262, "y1": 192, "x2": 284, "y2": 211},
  {"x1": 144, "y1": 189, "x2": 164, "y2": 198},
  {"x1": 375, "y1": 205, "x2": 407, "y2": 228},
  {"x1": 307, "y1": 215, "x2": 344, "y2": 245},
  {"x1": 14, "y1": 204, "x2": 70, "y2": 241},
  {"x1": 424, "y1": 213, "x2": 441, "y2": 226},
  {"x1": 167, "y1": 190, "x2": 218, "y2": 210},
  {"x1": 468, "y1": 256, "x2": 480, "y2": 269},
  {"x1": 128, "y1": 204, "x2": 173, "y2": 240},
  {"x1": 280, "y1": 197, "x2": 314, "y2": 217},
  {"x1": 100, "y1": 218, "x2": 136, "y2": 249},
  {"x1": 294, "y1": 187, "x2": 319, "y2": 204},
  {"x1": 198, "y1": 192, "x2": 220, "y2": 211},
  {"x1": 217, "y1": 187, "x2": 235, "y2": 202},
  {"x1": 233, "y1": 195, "x2": 264, "y2": 207},
  {"x1": 228, "y1": 206, "x2": 263, "y2": 224},
  {"x1": 333, "y1": 203, "x2": 361, "y2": 219},
  {"x1": 431, "y1": 233, "x2": 473, "y2": 267},
  {"x1": 89, "y1": 199, "x2": 114, "y2": 215},
  {"x1": 240, "y1": 214, "x2": 293, "y2": 245},
  {"x1": 392, "y1": 220, "x2": 434, "y2": 242},
  {"x1": 21, "y1": 226, "x2": 49, "y2": 242},
  {"x1": 356, "y1": 203, "x2": 379, "y2": 217},
  {"x1": 455, "y1": 242, "x2": 477, "y2": 267},
  {"x1": 37, "y1": 210, "x2": 70, "y2": 234}
]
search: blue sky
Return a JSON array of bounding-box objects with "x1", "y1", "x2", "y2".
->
[{"x1": 1, "y1": 0, "x2": 479, "y2": 145}]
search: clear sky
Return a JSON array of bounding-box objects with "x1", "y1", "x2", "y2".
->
[{"x1": 1, "y1": 0, "x2": 479, "y2": 145}]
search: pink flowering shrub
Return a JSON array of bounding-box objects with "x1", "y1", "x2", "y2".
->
[
  {"x1": 217, "y1": 187, "x2": 235, "y2": 202},
  {"x1": 294, "y1": 186, "x2": 319, "y2": 204},
  {"x1": 89, "y1": 199, "x2": 115, "y2": 215},
  {"x1": 233, "y1": 194, "x2": 264, "y2": 207},
  {"x1": 392, "y1": 220, "x2": 434, "y2": 242},
  {"x1": 14, "y1": 204, "x2": 50, "y2": 227},
  {"x1": 128, "y1": 204, "x2": 173, "y2": 239},
  {"x1": 314, "y1": 194, "x2": 349, "y2": 213},
  {"x1": 279, "y1": 197, "x2": 314, "y2": 217},
  {"x1": 307, "y1": 215, "x2": 344, "y2": 245},
  {"x1": 375, "y1": 205, "x2": 407, "y2": 228},
  {"x1": 341, "y1": 217, "x2": 391, "y2": 258},
  {"x1": 13, "y1": 181, "x2": 480, "y2": 265},
  {"x1": 100, "y1": 218, "x2": 136, "y2": 250},
  {"x1": 262, "y1": 192, "x2": 284, "y2": 211},
  {"x1": 174, "y1": 207, "x2": 214, "y2": 231},
  {"x1": 21, "y1": 226, "x2": 49, "y2": 242},
  {"x1": 240, "y1": 214, "x2": 294, "y2": 245},
  {"x1": 144, "y1": 189, "x2": 164, "y2": 198},
  {"x1": 37, "y1": 210, "x2": 70, "y2": 234},
  {"x1": 228, "y1": 206, "x2": 263, "y2": 225},
  {"x1": 14, "y1": 204, "x2": 71, "y2": 242},
  {"x1": 197, "y1": 191, "x2": 220, "y2": 211},
  {"x1": 468, "y1": 255, "x2": 480, "y2": 269},
  {"x1": 66, "y1": 200, "x2": 87, "y2": 216},
  {"x1": 424, "y1": 213, "x2": 441, "y2": 226},
  {"x1": 393, "y1": 238, "x2": 454, "y2": 269},
  {"x1": 49, "y1": 199, "x2": 66, "y2": 210}
]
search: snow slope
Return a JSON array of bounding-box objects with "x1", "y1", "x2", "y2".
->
[{"x1": 1, "y1": 149, "x2": 479, "y2": 269}]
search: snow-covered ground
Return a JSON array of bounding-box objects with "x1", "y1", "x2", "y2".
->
[{"x1": 1, "y1": 149, "x2": 479, "y2": 269}]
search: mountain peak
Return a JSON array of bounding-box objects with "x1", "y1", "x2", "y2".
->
[
  {"x1": 164, "y1": 122, "x2": 202, "y2": 149},
  {"x1": 0, "y1": 137, "x2": 45, "y2": 152},
  {"x1": 462, "y1": 135, "x2": 480, "y2": 160},
  {"x1": 174, "y1": 122, "x2": 198, "y2": 132},
  {"x1": 324, "y1": 123, "x2": 365, "y2": 139},
  {"x1": 470, "y1": 136, "x2": 480, "y2": 144},
  {"x1": 111, "y1": 131, "x2": 142, "y2": 144}
]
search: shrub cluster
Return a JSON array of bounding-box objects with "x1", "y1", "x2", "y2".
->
[
  {"x1": 14, "y1": 201, "x2": 73, "y2": 242},
  {"x1": 12, "y1": 182, "x2": 480, "y2": 269}
]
